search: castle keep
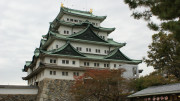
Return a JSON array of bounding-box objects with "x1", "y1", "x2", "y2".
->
[{"x1": 23, "y1": 6, "x2": 141, "y2": 86}]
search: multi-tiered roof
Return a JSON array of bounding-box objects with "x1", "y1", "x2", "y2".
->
[{"x1": 22, "y1": 7, "x2": 141, "y2": 80}]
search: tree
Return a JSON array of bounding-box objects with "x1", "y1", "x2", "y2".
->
[
  {"x1": 145, "y1": 33, "x2": 180, "y2": 80},
  {"x1": 71, "y1": 69, "x2": 132, "y2": 101},
  {"x1": 124, "y1": 0, "x2": 180, "y2": 41},
  {"x1": 130, "y1": 71, "x2": 179, "y2": 91},
  {"x1": 124, "y1": 0, "x2": 180, "y2": 80}
]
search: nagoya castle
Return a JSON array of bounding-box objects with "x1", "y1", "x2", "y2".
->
[{"x1": 21, "y1": 4, "x2": 142, "y2": 101}]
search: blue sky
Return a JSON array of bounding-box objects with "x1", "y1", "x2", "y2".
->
[{"x1": 0, "y1": 0, "x2": 155, "y2": 85}]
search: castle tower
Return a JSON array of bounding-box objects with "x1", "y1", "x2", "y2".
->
[{"x1": 22, "y1": 7, "x2": 141, "y2": 86}]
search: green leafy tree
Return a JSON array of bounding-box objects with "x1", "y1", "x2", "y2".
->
[
  {"x1": 71, "y1": 69, "x2": 133, "y2": 101},
  {"x1": 145, "y1": 33, "x2": 180, "y2": 80},
  {"x1": 130, "y1": 71, "x2": 179, "y2": 91},
  {"x1": 124, "y1": 0, "x2": 180, "y2": 41},
  {"x1": 124, "y1": 0, "x2": 180, "y2": 80}
]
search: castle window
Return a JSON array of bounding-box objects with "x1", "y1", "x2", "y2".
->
[
  {"x1": 73, "y1": 72, "x2": 79, "y2": 76},
  {"x1": 50, "y1": 59, "x2": 56, "y2": 63},
  {"x1": 62, "y1": 72, "x2": 68, "y2": 76},
  {"x1": 98, "y1": 49, "x2": 100, "y2": 53},
  {"x1": 56, "y1": 45, "x2": 58, "y2": 48},
  {"x1": 94, "y1": 63, "x2": 99, "y2": 67},
  {"x1": 70, "y1": 19, "x2": 73, "y2": 22},
  {"x1": 105, "y1": 50, "x2": 109, "y2": 54},
  {"x1": 66, "y1": 60, "x2": 69, "y2": 64},
  {"x1": 64, "y1": 30, "x2": 69, "y2": 34},
  {"x1": 86, "y1": 48, "x2": 91, "y2": 52},
  {"x1": 74, "y1": 19, "x2": 78, "y2": 22},
  {"x1": 62, "y1": 60, "x2": 65, "y2": 64},
  {"x1": 84, "y1": 62, "x2": 89, "y2": 66},
  {"x1": 104, "y1": 64, "x2": 109, "y2": 67},
  {"x1": 77, "y1": 47, "x2": 82, "y2": 51},
  {"x1": 102, "y1": 36, "x2": 105, "y2": 39},
  {"x1": 97, "y1": 63, "x2": 99, "y2": 67},
  {"x1": 96, "y1": 49, "x2": 100, "y2": 53},
  {"x1": 64, "y1": 30, "x2": 66, "y2": 34},
  {"x1": 50, "y1": 71, "x2": 52, "y2": 75},
  {"x1": 50, "y1": 59, "x2": 53, "y2": 63},
  {"x1": 72, "y1": 61, "x2": 76, "y2": 65},
  {"x1": 53, "y1": 71, "x2": 56, "y2": 75},
  {"x1": 133, "y1": 67, "x2": 137, "y2": 76},
  {"x1": 50, "y1": 71, "x2": 56, "y2": 75},
  {"x1": 67, "y1": 18, "x2": 69, "y2": 21},
  {"x1": 114, "y1": 64, "x2": 116, "y2": 68},
  {"x1": 89, "y1": 48, "x2": 91, "y2": 52},
  {"x1": 94, "y1": 63, "x2": 96, "y2": 67}
]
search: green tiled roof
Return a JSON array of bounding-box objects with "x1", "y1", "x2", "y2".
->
[
  {"x1": 57, "y1": 7, "x2": 107, "y2": 21},
  {"x1": 41, "y1": 42, "x2": 141, "y2": 64},
  {"x1": 41, "y1": 41, "x2": 85, "y2": 57},
  {"x1": 25, "y1": 61, "x2": 32, "y2": 67},
  {"x1": 52, "y1": 20, "x2": 115, "y2": 33},
  {"x1": 105, "y1": 47, "x2": 142, "y2": 62},
  {"x1": 40, "y1": 31, "x2": 125, "y2": 49}
]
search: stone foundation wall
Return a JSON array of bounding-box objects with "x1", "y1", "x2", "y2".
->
[
  {"x1": 0, "y1": 94, "x2": 37, "y2": 101},
  {"x1": 36, "y1": 78, "x2": 75, "y2": 101}
]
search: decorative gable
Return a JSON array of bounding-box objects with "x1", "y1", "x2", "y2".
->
[
  {"x1": 53, "y1": 43, "x2": 84, "y2": 57},
  {"x1": 69, "y1": 24, "x2": 107, "y2": 43},
  {"x1": 105, "y1": 48, "x2": 132, "y2": 61}
]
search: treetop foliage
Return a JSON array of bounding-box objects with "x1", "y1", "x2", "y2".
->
[
  {"x1": 71, "y1": 69, "x2": 132, "y2": 101},
  {"x1": 131, "y1": 71, "x2": 180, "y2": 91},
  {"x1": 144, "y1": 32, "x2": 180, "y2": 80}
]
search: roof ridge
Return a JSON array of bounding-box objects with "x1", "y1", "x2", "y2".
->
[{"x1": 62, "y1": 7, "x2": 91, "y2": 14}]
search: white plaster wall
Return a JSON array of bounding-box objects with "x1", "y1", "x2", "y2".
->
[
  {"x1": 72, "y1": 27, "x2": 84, "y2": 34},
  {"x1": 58, "y1": 25, "x2": 72, "y2": 35},
  {"x1": 0, "y1": 88, "x2": 38, "y2": 94},
  {"x1": 109, "y1": 62, "x2": 124, "y2": 69},
  {"x1": 44, "y1": 57, "x2": 80, "y2": 67},
  {"x1": 47, "y1": 39, "x2": 114, "y2": 55},
  {"x1": 71, "y1": 42, "x2": 110, "y2": 55},
  {"x1": 120, "y1": 64, "x2": 138, "y2": 78},
  {"x1": 80, "y1": 60, "x2": 110, "y2": 69},
  {"x1": 61, "y1": 14, "x2": 101, "y2": 27},
  {"x1": 57, "y1": 58, "x2": 80, "y2": 67},
  {"x1": 35, "y1": 58, "x2": 40, "y2": 69},
  {"x1": 44, "y1": 57, "x2": 57, "y2": 64},
  {"x1": 97, "y1": 31, "x2": 108, "y2": 40},
  {"x1": 27, "y1": 68, "x2": 32, "y2": 75},
  {"x1": 47, "y1": 40, "x2": 66, "y2": 51},
  {"x1": 43, "y1": 69, "x2": 84, "y2": 80}
]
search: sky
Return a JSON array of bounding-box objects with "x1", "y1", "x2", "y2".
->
[{"x1": 0, "y1": 0, "x2": 155, "y2": 85}]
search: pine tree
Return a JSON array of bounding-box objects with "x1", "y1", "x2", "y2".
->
[{"x1": 124, "y1": 0, "x2": 180, "y2": 80}]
